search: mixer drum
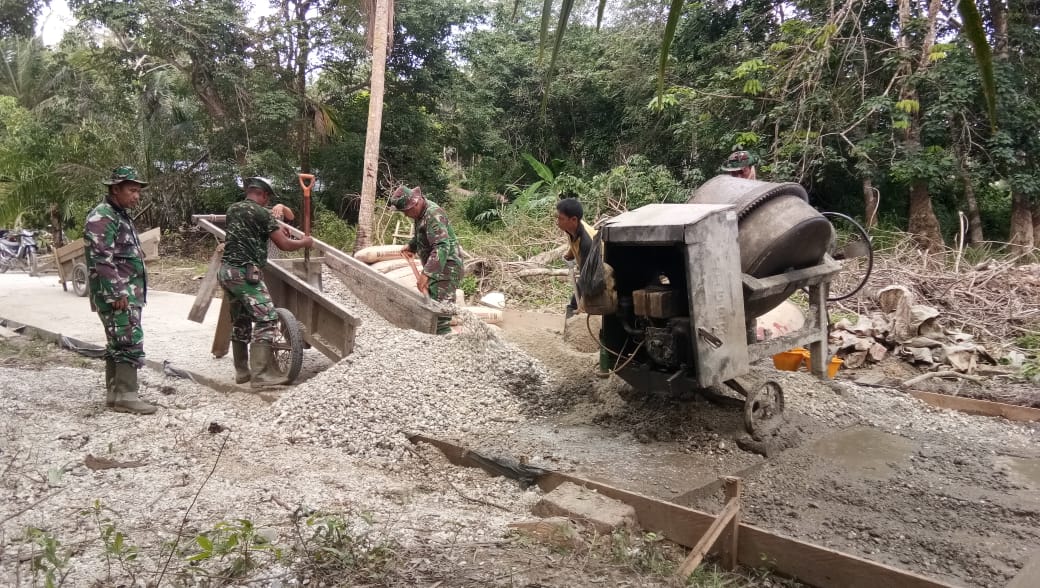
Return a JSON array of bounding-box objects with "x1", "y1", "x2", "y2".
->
[{"x1": 688, "y1": 176, "x2": 833, "y2": 319}]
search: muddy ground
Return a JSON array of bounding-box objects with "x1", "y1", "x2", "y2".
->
[{"x1": 482, "y1": 311, "x2": 1040, "y2": 588}]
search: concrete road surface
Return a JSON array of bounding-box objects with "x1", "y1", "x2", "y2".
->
[{"x1": 0, "y1": 272, "x2": 330, "y2": 390}]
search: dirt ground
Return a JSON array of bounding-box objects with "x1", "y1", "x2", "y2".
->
[{"x1": 4, "y1": 252, "x2": 1040, "y2": 587}]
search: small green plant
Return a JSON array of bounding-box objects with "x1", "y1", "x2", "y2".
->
[
  {"x1": 608, "y1": 530, "x2": 676, "y2": 575},
  {"x1": 26, "y1": 527, "x2": 70, "y2": 588},
  {"x1": 292, "y1": 512, "x2": 399, "y2": 582},
  {"x1": 1014, "y1": 333, "x2": 1040, "y2": 350},
  {"x1": 184, "y1": 519, "x2": 283, "y2": 581},
  {"x1": 462, "y1": 193, "x2": 503, "y2": 231},
  {"x1": 459, "y1": 274, "x2": 478, "y2": 298},
  {"x1": 81, "y1": 500, "x2": 141, "y2": 583}
]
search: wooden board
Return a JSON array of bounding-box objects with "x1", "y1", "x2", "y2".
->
[
  {"x1": 410, "y1": 435, "x2": 954, "y2": 588},
  {"x1": 211, "y1": 295, "x2": 232, "y2": 358},
  {"x1": 909, "y1": 389, "x2": 1040, "y2": 422},
  {"x1": 188, "y1": 247, "x2": 224, "y2": 323}
]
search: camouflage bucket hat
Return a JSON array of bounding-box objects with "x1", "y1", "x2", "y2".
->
[
  {"x1": 102, "y1": 165, "x2": 149, "y2": 187},
  {"x1": 244, "y1": 176, "x2": 277, "y2": 197},
  {"x1": 389, "y1": 185, "x2": 422, "y2": 211},
  {"x1": 720, "y1": 151, "x2": 759, "y2": 172}
]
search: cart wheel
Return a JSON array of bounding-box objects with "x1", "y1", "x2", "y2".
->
[
  {"x1": 272, "y1": 307, "x2": 303, "y2": 384},
  {"x1": 72, "y1": 263, "x2": 89, "y2": 297},
  {"x1": 743, "y1": 380, "x2": 785, "y2": 437}
]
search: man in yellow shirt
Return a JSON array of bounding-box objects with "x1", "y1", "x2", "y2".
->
[{"x1": 556, "y1": 198, "x2": 596, "y2": 318}]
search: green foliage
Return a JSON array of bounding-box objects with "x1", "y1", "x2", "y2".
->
[
  {"x1": 459, "y1": 274, "x2": 478, "y2": 297},
  {"x1": 312, "y1": 206, "x2": 356, "y2": 251},
  {"x1": 81, "y1": 500, "x2": 142, "y2": 583},
  {"x1": 586, "y1": 155, "x2": 686, "y2": 214},
  {"x1": 462, "y1": 192, "x2": 503, "y2": 231},
  {"x1": 26, "y1": 527, "x2": 70, "y2": 588},
  {"x1": 292, "y1": 512, "x2": 399, "y2": 581},
  {"x1": 184, "y1": 519, "x2": 283, "y2": 580}
]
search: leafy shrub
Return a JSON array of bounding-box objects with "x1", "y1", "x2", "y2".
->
[
  {"x1": 462, "y1": 192, "x2": 503, "y2": 230},
  {"x1": 313, "y1": 206, "x2": 356, "y2": 251}
]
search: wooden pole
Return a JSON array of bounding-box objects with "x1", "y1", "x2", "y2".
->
[{"x1": 676, "y1": 477, "x2": 742, "y2": 578}]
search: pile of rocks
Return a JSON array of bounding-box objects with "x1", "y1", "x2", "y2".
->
[
  {"x1": 271, "y1": 271, "x2": 551, "y2": 466},
  {"x1": 831, "y1": 285, "x2": 996, "y2": 372}
]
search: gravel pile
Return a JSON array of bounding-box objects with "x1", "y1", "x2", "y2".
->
[{"x1": 271, "y1": 272, "x2": 553, "y2": 464}]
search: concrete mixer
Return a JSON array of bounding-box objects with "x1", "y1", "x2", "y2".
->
[{"x1": 591, "y1": 176, "x2": 871, "y2": 435}]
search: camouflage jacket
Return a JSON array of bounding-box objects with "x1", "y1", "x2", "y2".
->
[
  {"x1": 84, "y1": 198, "x2": 147, "y2": 310},
  {"x1": 223, "y1": 199, "x2": 280, "y2": 268},
  {"x1": 408, "y1": 200, "x2": 462, "y2": 280}
]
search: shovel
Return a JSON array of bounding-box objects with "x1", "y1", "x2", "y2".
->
[{"x1": 297, "y1": 174, "x2": 315, "y2": 266}]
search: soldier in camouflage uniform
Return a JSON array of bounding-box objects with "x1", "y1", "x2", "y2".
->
[
  {"x1": 219, "y1": 177, "x2": 313, "y2": 386},
  {"x1": 389, "y1": 186, "x2": 463, "y2": 335},
  {"x1": 84, "y1": 166, "x2": 155, "y2": 415}
]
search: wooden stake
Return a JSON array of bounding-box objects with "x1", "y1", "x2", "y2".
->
[
  {"x1": 720, "y1": 476, "x2": 742, "y2": 570},
  {"x1": 676, "y1": 479, "x2": 743, "y2": 578}
]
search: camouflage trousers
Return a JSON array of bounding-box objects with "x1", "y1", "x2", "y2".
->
[
  {"x1": 218, "y1": 264, "x2": 279, "y2": 343},
  {"x1": 97, "y1": 306, "x2": 145, "y2": 367},
  {"x1": 427, "y1": 262, "x2": 461, "y2": 335}
]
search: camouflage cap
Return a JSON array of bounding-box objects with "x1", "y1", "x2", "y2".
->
[
  {"x1": 244, "y1": 176, "x2": 277, "y2": 197},
  {"x1": 388, "y1": 185, "x2": 422, "y2": 211},
  {"x1": 719, "y1": 151, "x2": 759, "y2": 172},
  {"x1": 101, "y1": 165, "x2": 149, "y2": 187}
]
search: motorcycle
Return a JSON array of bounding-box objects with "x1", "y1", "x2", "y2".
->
[{"x1": 0, "y1": 229, "x2": 39, "y2": 275}]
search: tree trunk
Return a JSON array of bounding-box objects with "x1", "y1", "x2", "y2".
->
[
  {"x1": 962, "y1": 171, "x2": 984, "y2": 246},
  {"x1": 1009, "y1": 190, "x2": 1033, "y2": 256},
  {"x1": 908, "y1": 180, "x2": 944, "y2": 252},
  {"x1": 862, "y1": 177, "x2": 878, "y2": 228},
  {"x1": 1031, "y1": 200, "x2": 1040, "y2": 248},
  {"x1": 354, "y1": 0, "x2": 390, "y2": 252},
  {"x1": 295, "y1": 0, "x2": 312, "y2": 174}
]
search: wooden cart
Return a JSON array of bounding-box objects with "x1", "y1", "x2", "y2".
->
[{"x1": 54, "y1": 228, "x2": 161, "y2": 296}]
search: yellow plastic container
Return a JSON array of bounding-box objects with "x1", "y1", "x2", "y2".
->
[
  {"x1": 772, "y1": 348, "x2": 809, "y2": 371},
  {"x1": 828, "y1": 356, "x2": 844, "y2": 378}
]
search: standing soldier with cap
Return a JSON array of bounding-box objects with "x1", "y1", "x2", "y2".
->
[
  {"x1": 720, "y1": 150, "x2": 759, "y2": 180},
  {"x1": 84, "y1": 165, "x2": 155, "y2": 415},
  {"x1": 389, "y1": 185, "x2": 462, "y2": 335},
  {"x1": 219, "y1": 176, "x2": 313, "y2": 386}
]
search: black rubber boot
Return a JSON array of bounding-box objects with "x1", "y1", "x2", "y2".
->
[
  {"x1": 112, "y1": 363, "x2": 157, "y2": 415},
  {"x1": 249, "y1": 341, "x2": 286, "y2": 387},
  {"x1": 232, "y1": 341, "x2": 251, "y2": 384},
  {"x1": 105, "y1": 357, "x2": 116, "y2": 407}
]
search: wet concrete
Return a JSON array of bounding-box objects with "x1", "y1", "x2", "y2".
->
[{"x1": 810, "y1": 426, "x2": 913, "y2": 480}]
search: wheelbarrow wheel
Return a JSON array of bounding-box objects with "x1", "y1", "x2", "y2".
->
[
  {"x1": 72, "y1": 263, "x2": 89, "y2": 297},
  {"x1": 272, "y1": 307, "x2": 303, "y2": 384}
]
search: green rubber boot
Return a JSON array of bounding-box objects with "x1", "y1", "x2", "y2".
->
[
  {"x1": 105, "y1": 357, "x2": 116, "y2": 407},
  {"x1": 232, "y1": 341, "x2": 251, "y2": 384},
  {"x1": 112, "y1": 363, "x2": 157, "y2": 415},
  {"x1": 249, "y1": 341, "x2": 286, "y2": 387}
]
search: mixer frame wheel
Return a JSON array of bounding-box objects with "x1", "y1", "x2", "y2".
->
[
  {"x1": 822, "y1": 211, "x2": 873, "y2": 301},
  {"x1": 726, "y1": 377, "x2": 786, "y2": 436}
]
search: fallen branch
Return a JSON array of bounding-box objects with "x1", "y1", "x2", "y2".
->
[
  {"x1": 513, "y1": 268, "x2": 570, "y2": 278},
  {"x1": 901, "y1": 370, "x2": 986, "y2": 388},
  {"x1": 155, "y1": 433, "x2": 230, "y2": 585}
]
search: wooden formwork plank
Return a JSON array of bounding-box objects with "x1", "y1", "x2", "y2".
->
[
  {"x1": 909, "y1": 390, "x2": 1040, "y2": 422},
  {"x1": 211, "y1": 295, "x2": 232, "y2": 358},
  {"x1": 188, "y1": 246, "x2": 224, "y2": 323},
  {"x1": 411, "y1": 436, "x2": 954, "y2": 588}
]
